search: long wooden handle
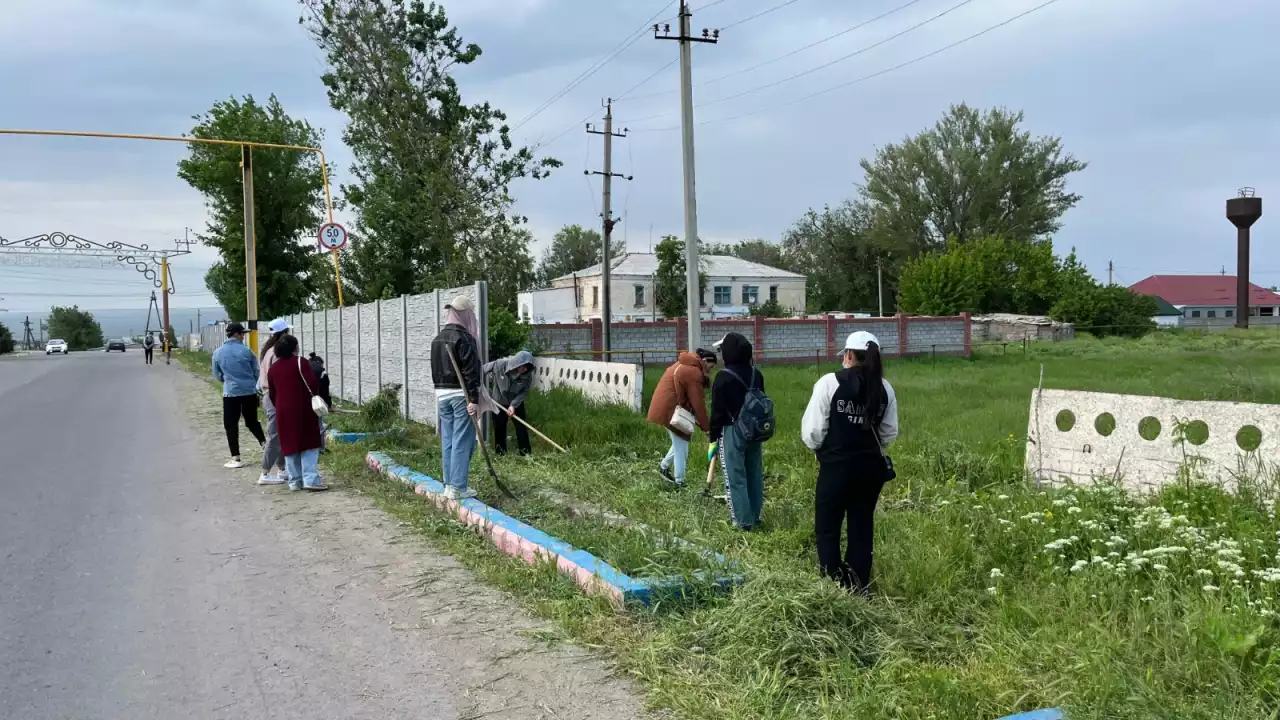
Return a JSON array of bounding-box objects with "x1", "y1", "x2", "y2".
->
[{"x1": 508, "y1": 411, "x2": 569, "y2": 454}]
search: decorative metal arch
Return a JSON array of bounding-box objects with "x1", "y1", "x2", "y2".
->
[{"x1": 0, "y1": 231, "x2": 192, "y2": 292}]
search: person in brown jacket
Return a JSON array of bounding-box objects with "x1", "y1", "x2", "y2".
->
[{"x1": 646, "y1": 348, "x2": 716, "y2": 487}]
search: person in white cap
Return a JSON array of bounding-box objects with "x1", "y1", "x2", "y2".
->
[
  {"x1": 430, "y1": 295, "x2": 483, "y2": 499},
  {"x1": 800, "y1": 330, "x2": 899, "y2": 593},
  {"x1": 255, "y1": 317, "x2": 293, "y2": 485}
]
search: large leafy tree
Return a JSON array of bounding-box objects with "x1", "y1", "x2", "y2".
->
[
  {"x1": 782, "y1": 201, "x2": 895, "y2": 313},
  {"x1": 470, "y1": 224, "x2": 536, "y2": 311},
  {"x1": 703, "y1": 238, "x2": 795, "y2": 273},
  {"x1": 301, "y1": 0, "x2": 559, "y2": 302},
  {"x1": 47, "y1": 306, "x2": 104, "y2": 350},
  {"x1": 536, "y1": 224, "x2": 624, "y2": 286},
  {"x1": 859, "y1": 103, "x2": 1086, "y2": 251},
  {"x1": 177, "y1": 95, "x2": 326, "y2": 320},
  {"x1": 653, "y1": 235, "x2": 707, "y2": 319}
]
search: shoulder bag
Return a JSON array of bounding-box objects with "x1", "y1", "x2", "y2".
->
[
  {"x1": 668, "y1": 365, "x2": 697, "y2": 435},
  {"x1": 871, "y1": 417, "x2": 896, "y2": 482},
  {"x1": 297, "y1": 357, "x2": 330, "y2": 417}
]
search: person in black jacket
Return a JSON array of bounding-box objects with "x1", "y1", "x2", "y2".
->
[
  {"x1": 710, "y1": 332, "x2": 766, "y2": 529},
  {"x1": 430, "y1": 295, "x2": 483, "y2": 500},
  {"x1": 307, "y1": 352, "x2": 334, "y2": 451}
]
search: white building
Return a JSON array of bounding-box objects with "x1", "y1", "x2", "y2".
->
[{"x1": 520, "y1": 253, "x2": 807, "y2": 323}]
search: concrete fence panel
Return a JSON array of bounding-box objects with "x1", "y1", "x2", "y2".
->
[{"x1": 531, "y1": 357, "x2": 643, "y2": 412}]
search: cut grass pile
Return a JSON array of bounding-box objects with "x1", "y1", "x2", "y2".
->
[{"x1": 284, "y1": 333, "x2": 1280, "y2": 717}]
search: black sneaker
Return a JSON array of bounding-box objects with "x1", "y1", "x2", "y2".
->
[{"x1": 657, "y1": 465, "x2": 684, "y2": 488}]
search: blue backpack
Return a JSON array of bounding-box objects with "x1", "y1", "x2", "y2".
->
[{"x1": 722, "y1": 367, "x2": 775, "y2": 443}]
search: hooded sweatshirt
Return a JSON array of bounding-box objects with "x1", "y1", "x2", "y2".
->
[
  {"x1": 483, "y1": 350, "x2": 536, "y2": 408},
  {"x1": 709, "y1": 332, "x2": 765, "y2": 442}
]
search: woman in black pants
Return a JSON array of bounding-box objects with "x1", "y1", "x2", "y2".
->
[
  {"x1": 800, "y1": 331, "x2": 899, "y2": 593},
  {"x1": 211, "y1": 322, "x2": 267, "y2": 468}
]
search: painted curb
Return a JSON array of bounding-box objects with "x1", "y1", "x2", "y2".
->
[
  {"x1": 999, "y1": 710, "x2": 1064, "y2": 720},
  {"x1": 325, "y1": 428, "x2": 405, "y2": 444},
  {"x1": 365, "y1": 451, "x2": 740, "y2": 606}
]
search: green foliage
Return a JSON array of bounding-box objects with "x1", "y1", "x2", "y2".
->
[
  {"x1": 653, "y1": 235, "x2": 707, "y2": 319},
  {"x1": 536, "y1": 224, "x2": 624, "y2": 287},
  {"x1": 488, "y1": 305, "x2": 531, "y2": 358},
  {"x1": 782, "y1": 200, "x2": 889, "y2": 313},
  {"x1": 301, "y1": 0, "x2": 558, "y2": 302},
  {"x1": 704, "y1": 238, "x2": 795, "y2": 273},
  {"x1": 470, "y1": 224, "x2": 536, "y2": 311},
  {"x1": 860, "y1": 103, "x2": 1087, "y2": 250},
  {"x1": 177, "y1": 94, "x2": 325, "y2": 319},
  {"x1": 0, "y1": 323, "x2": 13, "y2": 354},
  {"x1": 361, "y1": 384, "x2": 401, "y2": 433},
  {"x1": 897, "y1": 248, "x2": 982, "y2": 315},
  {"x1": 47, "y1": 306, "x2": 103, "y2": 350},
  {"x1": 1050, "y1": 283, "x2": 1158, "y2": 338},
  {"x1": 749, "y1": 297, "x2": 788, "y2": 318}
]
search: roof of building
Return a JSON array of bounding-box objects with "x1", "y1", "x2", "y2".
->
[
  {"x1": 1149, "y1": 295, "x2": 1183, "y2": 316},
  {"x1": 1128, "y1": 275, "x2": 1280, "y2": 307},
  {"x1": 552, "y1": 252, "x2": 805, "y2": 282}
]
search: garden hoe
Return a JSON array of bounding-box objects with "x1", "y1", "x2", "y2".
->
[{"x1": 445, "y1": 346, "x2": 517, "y2": 501}]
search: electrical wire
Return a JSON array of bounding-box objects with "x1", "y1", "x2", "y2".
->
[
  {"x1": 719, "y1": 0, "x2": 804, "y2": 31},
  {"x1": 630, "y1": 0, "x2": 1065, "y2": 131},
  {"x1": 511, "y1": 0, "x2": 678, "y2": 132},
  {"x1": 616, "y1": 58, "x2": 679, "y2": 102}
]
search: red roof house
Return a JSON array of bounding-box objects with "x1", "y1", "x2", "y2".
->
[{"x1": 1128, "y1": 275, "x2": 1280, "y2": 309}]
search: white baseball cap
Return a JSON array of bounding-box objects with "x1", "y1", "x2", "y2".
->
[
  {"x1": 843, "y1": 331, "x2": 879, "y2": 351},
  {"x1": 711, "y1": 334, "x2": 728, "y2": 350},
  {"x1": 267, "y1": 317, "x2": 292, "y2": 334},
  {"x1": 446, "y1": 295, "x2": 475, "y2": 312}
]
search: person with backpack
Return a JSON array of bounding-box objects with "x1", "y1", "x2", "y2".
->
[
  {"x1": 307, "y1": 352, "x2": 333, "y2": 451},
  {"x1": 801, "y1": 331, "x2": 899, "y2": 594},
  {"x1": 710, "y1": 332, "x2": 773, "y2": 530},
  {"x1": 646, "y1": 348, "x2": 716, "y2": 488}
]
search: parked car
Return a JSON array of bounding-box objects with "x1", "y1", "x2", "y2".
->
[
  {"x1": 45, "y1": 339, "x2": 69, "y2": 355},
  {"x1": 106, "y1": 339, "x2": 127, "y2": 352}
]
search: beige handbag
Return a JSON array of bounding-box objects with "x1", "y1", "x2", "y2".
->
[{"x1": 669, "y1": 366, "x2": 696, "y2": 435}]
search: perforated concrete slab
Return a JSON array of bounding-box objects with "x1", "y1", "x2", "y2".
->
[
  {"x1": 1026, "y1": 389, "x2": 1279, "y2": 492},
  {"x1": 530, "y1": 357, "x2": 643, "y2": 411}
]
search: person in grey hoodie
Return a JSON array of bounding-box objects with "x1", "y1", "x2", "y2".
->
[
  {"x1": 482, "y1": 350, "x2": 535, "y2": 455},
  {"x1": 211, "y1": 322, "x2": 266, "y2": 469}
]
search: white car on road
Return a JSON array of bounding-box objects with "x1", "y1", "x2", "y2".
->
[{"x1": 45, "y1": 339, "x2": 69, "y2": 355}]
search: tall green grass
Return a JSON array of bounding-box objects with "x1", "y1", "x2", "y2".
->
[{"x1": 319, "y1": 332, "x2": 1280, "y2": 719}]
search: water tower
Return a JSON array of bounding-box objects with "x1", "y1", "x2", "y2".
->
[{"x1": 1227, "y1": 187, "x2": 1263, "y2": 329}]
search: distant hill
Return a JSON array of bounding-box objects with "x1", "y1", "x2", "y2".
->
[{"x1": 0, "y1": 307, "x2": 228, "y2": 345}]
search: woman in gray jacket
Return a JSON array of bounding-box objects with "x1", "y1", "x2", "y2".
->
[{"x1": 482, "y1": 350, "x2": 535, "y2": 455}]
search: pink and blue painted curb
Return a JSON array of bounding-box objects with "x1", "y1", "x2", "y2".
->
[
  {"x1": 326, "y1": 428, "x2": 405, "y2": 444},
  {"x1": 365, "y1": 451, "x2": 740, "y2": 606},
  {"x1": 999, "y1": 709, "x2": 1064, "y2": 719}
]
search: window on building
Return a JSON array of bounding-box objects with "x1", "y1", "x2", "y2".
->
[
  {"x1": 769, "y1": 285, "x2": 778, "y2": 303},
  {"x1": 1263, "y1": 307, "x2": 1276, "y2": 317},
  {"x1": 634, "y1": 284, "x2": 645, "y2": 307},
  {"x1": 742, "y1": 285, "x2": 759, "y2": 305},
  {"x1": 1226, "y1": 309, "x2": 1235, "y2": 318},
  {"x1": 1191, "y1": 310, "x2": 1201, "y2": 318},
  {"x1": 714, "y1": 286, "x2": 731, "y2": 305},
  {"x1": 592, "y1": 286, "x2": 599, "y2": 309},
  {"x1": 1207, "y1": 310, "x2": 1217, "y2": 318}
]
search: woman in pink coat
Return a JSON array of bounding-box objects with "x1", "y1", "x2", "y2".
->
[{"x1": 266, "y1": 335, "x2": 327, "y2": 491}]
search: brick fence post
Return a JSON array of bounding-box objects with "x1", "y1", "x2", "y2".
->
[
  {"x1": 961, "y1": 312, "x2": 972, "y2": 356},
  {"x1": 590, "y1": 318, "x2": 602, "y2": 362},
  {"x1": 753, "y1": 314, "x2": 765, "y2": 355},
  {"x1": 896, "y1": 313, "x2": 908, "y2": 356},
  {"x1": 675, "y1": 318, "x2": 687, "y2": 354},
  {"x1": 824, "y1": 314, "x2": 836, "y2": 361}
]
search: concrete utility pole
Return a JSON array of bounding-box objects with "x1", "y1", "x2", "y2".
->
[
  {"x1": 1107, "y1": 260, "x2": 1113, "y2": 286},
  {"x1": 241, "y1": 145, "x2": 259, "y2": 352},
  {"x1": 586, "y1": 99, "x2": 631, "y2": 356},
  {"x1": 876, "y1": 258, "x2": 884, "y2": 317},
  {"x1": 1227, "y1": 187, "x2": 1263, "y2": 329},
  {"x1": 656, "y1": 1, "x2": 718, "y2": 351}
]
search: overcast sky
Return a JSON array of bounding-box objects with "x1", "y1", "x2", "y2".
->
[{"x1": 1, "y1": 0, "x2": 1277, "y2": 313}]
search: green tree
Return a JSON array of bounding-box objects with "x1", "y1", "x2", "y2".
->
[
  {"x1": 177, "y1": 95, "x2": 326, "y2": 320},
  {"x1": 1050, "y1": 284, "x2": 1157, "y2": 338},
  {"x1": 782, "y1": 201, "x2": 892, "y2": 313},
  {"x1": 749, "y1": 297, "x2": 789, "y2": 318},
  {"x1": 704, "y1": 238, "x2": 795, "y2": 272},
  {"x1": 860, "y1": 103, "x2": 1087, "y2": 251},
  {"x1": 470, "y1": 225, "x2": 535, "y2": 311},
  {"x1": 896, "y1": 250, "x2": 983, "y2": 316},
  {"x1": 0, "y1": 323, "x2": 13, "y2": 354},
  {"x1": 536, "y1": 224, "x2": 624, "y2": 286},
  {"x1": 653, "y1": 235, "x2": 707, "y2": 319},
  {"x1": 47, "y1": 306, "x2": 104, "y2": 350},
  {"x1": 488, "y1": 305, "x2": 531, "y2": 358},
  {"x1": 302, "y1": 0, "x2": 559, "y2": 301}
]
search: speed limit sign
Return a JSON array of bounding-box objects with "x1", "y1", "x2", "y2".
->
[{"x1": 318, "y1": 222, "x2": 348, "y2": 250}]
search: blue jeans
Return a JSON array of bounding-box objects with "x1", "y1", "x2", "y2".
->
[
  {"x1": 438, "y1": 395, "x2": 476, "y2": 491},
  {"x1": 285, "y1": 448, "x2": 322, "y2": 489},
  {"x1": 661, "y1": 429, "x2": 690, "y2": 481}
]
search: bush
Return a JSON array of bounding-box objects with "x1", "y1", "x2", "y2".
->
[
  {"x1": 749, "y1": 298, "x2": 789, "y2": 318},
  {"x1": 361, "y1": 384, "x2": 401, "y2": 432},
  {"x1": 1049, "y1": 283, "x2": 1157, "y2": 338},
  {"x1": 488, "y1": 305, "x2": 531, "y2": 358},
  {"x1": 897, "y1": 249, "x2": 982, "y2": 315},
  {"x1": 0, "y1": 323, "x2": 13, "y2": 354}
]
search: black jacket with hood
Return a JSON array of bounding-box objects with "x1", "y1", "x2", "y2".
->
[
  {"x1": 709, "y1": 332, "x2": 765, "y2": 442},
  {"x1": 430, "y1": 323, "x2": 482, "y2": 396}
]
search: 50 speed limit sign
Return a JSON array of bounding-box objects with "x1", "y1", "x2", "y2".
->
[{"x1": 318, "y1": 222, "x2": 348, "y2": 251}]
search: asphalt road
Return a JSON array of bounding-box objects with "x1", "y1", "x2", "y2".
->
[{"x1": 0, "y1": 352, "x2": 643, "y2": 720}]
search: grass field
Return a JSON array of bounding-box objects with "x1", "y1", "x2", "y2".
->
[{"x1": 210, "y1": 331, "x2": 1280, "y2": 718}]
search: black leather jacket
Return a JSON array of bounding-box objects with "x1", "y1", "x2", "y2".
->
[{"x1": 430, "y1": 323, "x2": 482, "y2": 396}]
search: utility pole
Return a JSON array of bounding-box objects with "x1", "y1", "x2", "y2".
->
[
  {"x1": 586, "y1": 98, "x2": 632, "y2": 356},
  {"x1": 161, "y1": 256, "x2": 171, "y2": 363},
  {"x1": 1107, "y1": 260, "x2": 1113, "y2": 285},
  {"x1": 877, "y1": 258, "x2": 884, "y2": 317},
  {"x1": 241, "y1": 145, "x2": 260, "y2": 353},
  {"x1": 656, "y1": 1, "x2": 718, "y2": 351}
]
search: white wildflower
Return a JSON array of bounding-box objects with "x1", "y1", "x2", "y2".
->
[
  {"x1": 1196, "y1": 569, "x2": 1214, "y2": 577},
  {"x1": 998, "y1": 494, "x2": 1010, "y2": 501},
  {"x1": 987, "y1": 586, "x2": 998, "y2": 596},
  {"x1": 1067, "y1": 506, "x2": 1083, "y2": 515},
  {"x1": 1070, "y1": 560, "x2": 1089, "y2": 573},
  {"x1": 989, "y1": 568, "x2": 1005, "y2": 579},
  {"x1": 1203, "y1": 584, "x2": 1219, "y2": 592},
  {"x1": 1153, "y1": 564, "x2": 1168, "y2": 572}
]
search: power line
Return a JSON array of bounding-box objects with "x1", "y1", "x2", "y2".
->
[
  {"x1": 616, "y1": 58, "x2": 679, "y2": 101},
  {"x1": 631, "y1": 0, "x2": 1065, "y2": 131},
  {"x1": 511, "y1": 1, "x2": 678, "y2": 132},
  {"x1": 719, "y1": 0, "x2": 804, "y2": 31}
]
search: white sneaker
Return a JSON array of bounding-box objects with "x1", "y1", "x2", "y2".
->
[
  {"x1": 443, "y1": 486, "x2": 478, "y2": 501},
  {"x1": 257, "y1": 473, "x2": 286, "y2": 486},
  {"x1": 224, "y1": 458, "x2": 246, "y2": 469}
]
